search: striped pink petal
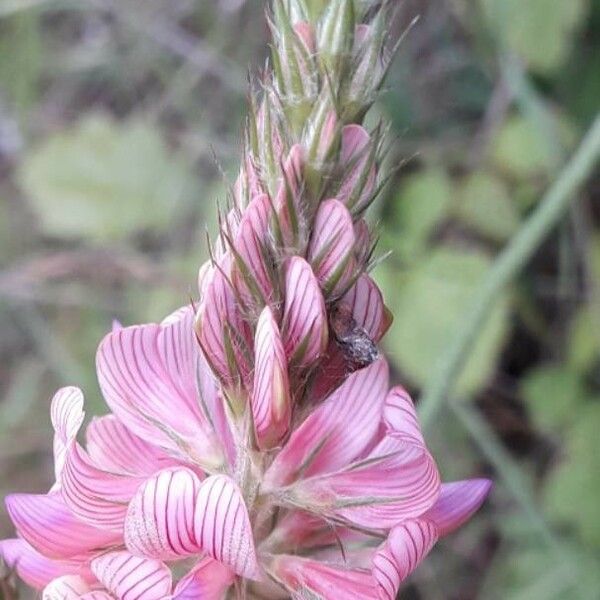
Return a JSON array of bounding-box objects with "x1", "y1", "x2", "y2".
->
[
  {"x1": 372, "y1": 519, "x2": 438, "y2": 600},
  {"x1": 271, "y1": 555, "x2": 377, "y2": 600},
  {"x1": 275, "y1": 145, "x2": 305, "y2": 249},
  {"x1": 172, "y1": 557, "x2": 234, "y2": 600},
  {"x1": 232, "y1": 193, "x2": 274, "y2": 303},
  {"x1": 383, "y1": 387, "x2": 425, "y2": 444},
  {"x1": 91, "y1": 551, "x2": 171, "y2": 600},
  {"x1": 0, "y1": 539, "x2": 91, "y2": 591},
  {"x1": 308, "y1": 199, "x2": 356, "y2": 296},
  {"x1": 96, "y1": 306, "x2": 223, "y2": 469},
  {"x1": 338, "y1": 124, "x2": 377, "y2": 213},
  {"x1": 50, "y1": 387, "x2": 84, "y2": 484},
  {"x1": 61, "y1": 438, "x2": 143, "y2": 531},
  {"x1": 281, "y1": 256, "x2": 328, "y2": 368},
  {"x1": 42, "y1": 575, "x2": 90, "y2": 600},
  {"x1": 124, "y1": 468, "x2": 202, "y2": 560},
  {"x1": 80, "y1": 593, "x2": 114, "y2": 600},
  {"x1": 265, "y1": 359, "x2": 388, "y2": 488},
  {"x1": 193, "y1": 475, "x2": 260, "y2": 580},
  {"x1": 252, "y1": 306, "x2": 291, "y2": 449},
  {"x1": 353, "y1": 219, "x2": 373, "y2": 265},
  {"x1": 195, "y1": 261, "x2": 252, "y2": 388},
  {"x1": 340, "y1": 273, "x2": 386, "y2": 341},
  {"x1": 5, "y1": 492, "x2": 119, "y2": 559},
  {"x1": 299, "y1": 433, "x2": 440, "y2": 528},
  {"x1": 86, "y1": 415, "x2": 175, "y2": 477},
  {"x1": 423, "y1": 479, "x2": 492, "y2": 537}
]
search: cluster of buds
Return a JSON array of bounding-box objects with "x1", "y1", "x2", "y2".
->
[{"x1": 1, "y1": 2, "x2": 491, "y2": 599}]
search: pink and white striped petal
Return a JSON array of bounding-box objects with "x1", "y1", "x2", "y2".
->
[
  {"x1": 193, "y1": 475, "x2": 260, "y2": 580},
  {"x1": 252, "y1": 306, "x2": 291, "y2": 449},
  {"x1": 42, "y1": 575, "x2": 91, "y2": 600},
  {"x1": 5, "y1": 492, "x2": 119, "y2": 559},
  {"x1": 298, "y1": 434, "x2": 440, "y2": 529},
  {"x1": 338, "y1": 124, "x2": 377, "y2": 214},
  {"x1": 353, "y1": 219, "x2": 373, "y2": 266},
  {"x1": 91, "y1": 551, "x2": 172, "y2": 600},
  {"x1": 281, "y1": 256, "x2": 328, "y2": 368},
  {"x1": 275, "y1": 145, "x2": 305, "y2": 249},
  {"x1": 86, "y1": 415, "x2": 175, "y2": 477},
  {"x1": 372, "y1": 519, "x2": 438, "y2": 600},
  {"x1": 0, "y1": 539, "x2": 92, "y2": 591},
  {"x1": 50, "y1": 387, "x2": 84, "y2": 484},
  {"x1": 195, "y1": 262, "x2": 252, "y2": 388},
  {"x1": 96, "y1": 306, "x2": 223, "y2": 469},
  {"x1": 232, "y1": 193, "x2": 274, "y2": 304},
  {"x1": 383, "y1": 387, "x2": 425, "y2": 444},
  {"x1": 423, "y1": 479, "x2": 492, "y2": 537},
  {"x1": 340, "y1": 274, "x2": 386, "y2": 341},
  {"x1": 172, "y1": 557, "x2": 235, "y2": 600},
  {"x1": 265, "y1": 359, "x2": 388, "y2": 488},
  {"x1": 271, "y1": 555, "x2": 377, "y2": 600},
  {"x1": 61, "y1": 439, "x2": 143, "y2": 531},
  {"x1": 124, "y1": 468, "x2": 202, "y2": 560},
  {"x1": 308, "y1": 199, "x2": 356, "y2": 296},
  {"x1": 80, "y1": 593, "x2": 114, "y2": 600}
]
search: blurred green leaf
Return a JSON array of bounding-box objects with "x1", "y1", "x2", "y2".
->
[
  {"x1": 480, "y1": 0, "x2": 589, "y2": 74},
  {"x1": 18, "y1": 114, "x2": 194, "y2": 241},
  {"x1": 454, "y1": 171, "x2": 520, "y2": 241},
  {"x1": 491, "y1": 116, "x2": 554, "y2": 179},
  {"x1": 0, "y1": 9, "x2": 42, "y2": 114},
  {"x1": 520, "y1": 364, "x2": 587, "y2": 431},
  {"x1": 386, "y1": 169, "x2": 453, "y2": 260},
  {"x1": 543, "y1": 403, "x2": 600, "y2": 547},
  {"x1": 379, "y1": 246, "x2": 510, "y2": 395},
  {"x1": 567, "y1": 306, "x2": 600, "y2": 375}
]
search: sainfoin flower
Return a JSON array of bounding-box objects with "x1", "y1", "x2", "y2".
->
[{"x1": 1, "y1": 2, "x2": 491, "y2": 599}]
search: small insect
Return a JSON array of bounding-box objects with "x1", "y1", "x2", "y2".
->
[{"x1": 330, "y1": 303, "x2": 379, "y2": 369}]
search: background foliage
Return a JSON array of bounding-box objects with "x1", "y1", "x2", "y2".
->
[{"x1": 0, "y1": 1, "x2": 598, "y2": 599}]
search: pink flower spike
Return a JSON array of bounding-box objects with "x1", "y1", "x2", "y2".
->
[
  {"x1": 265, "y1": 359, "x2": 389, "y2": 488},
  {"x1": 5, "y1": 492, "x2": 119, "y2": 560},
  {"x1": 172, "y1": 557, "x2": 235, "y2": 600},
  {"x1": 42, "y1": 575, "x2": 90, "y2": 600},
  {"x1": 193, "y1": 474, "x2": 260, "y2": 580},
  {"x1": 308, "y1": 198, "x2": 356, "y2": 296},
  {"x1": 124, "y1": 468, "x2": 202, "y2": 560},
  {"x1": 281, "y1": 256, "x2": 328, "y2": 368},
  {"x1": 271, "y1": 555, "x2": 376, "y2": 600},
  {"x1": 423, "y1": 479, "x2": 492, "y2": 537},
  {"x1": 252, "y1": 306, "x2": 292, "y2": 449},
  {"x1": 91, "y1": 551, "x2": 172, "y2": 600},
  {"x1": 372, "y1": 519, "x2": 438, "y2": 600}
]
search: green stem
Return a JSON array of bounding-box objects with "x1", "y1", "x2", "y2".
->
[
  {"x1": 451, "y1": 402, "x2": 583, "y2": 593},
  {"x1": 418, "y1": 115, "x2": 600, "y2": 430}
]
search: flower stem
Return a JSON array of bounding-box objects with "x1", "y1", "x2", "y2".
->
[{"x1": 418, "y1": 114, "x2": 600, "y2": 430}]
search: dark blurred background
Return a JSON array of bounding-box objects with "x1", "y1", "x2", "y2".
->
[{"x1": 0, "y1": 1, "x2": 598, "y2": 599}]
